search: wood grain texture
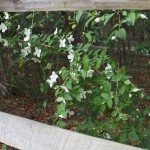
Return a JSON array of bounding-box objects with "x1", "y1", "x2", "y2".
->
[
  {"x1": 0, "y1": 0, "x2": 150, "y2": 12},
  {"x1": 0, "y1": 112, "x2": 143, "y2": 150}
]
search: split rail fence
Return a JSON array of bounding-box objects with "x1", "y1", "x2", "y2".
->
[
  {"x1": 0, "y1": 112, "x2": 143, "y2": 150},
  {"x1": 0, "y1": 0, "x2": 150, "y2": 12},
  {"x1": 0, "y1": 0, "x2": 149, "y2": 149}
]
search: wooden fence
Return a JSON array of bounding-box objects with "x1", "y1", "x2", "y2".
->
[
  {"x1": 0, "y1": 0, "x2": 150, "y2": 12},
  {"x1": 0, "y1": 112, "x2": 143, "y2": 150},
  {"x1": 0, "y1": 0, "x2": 149, "y2": 149}
]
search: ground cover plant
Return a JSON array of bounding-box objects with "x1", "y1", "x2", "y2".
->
[{"x1": 0, "y1": 10, "x2": 150, "y2": 149}]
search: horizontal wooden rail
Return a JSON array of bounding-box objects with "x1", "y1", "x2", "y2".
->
[
  {"x1": 0, "y1": 0, "x2": 150, "y2": 12},
  {"x1": 0, "y1": 112, "x2": 143, "y2": 150}
]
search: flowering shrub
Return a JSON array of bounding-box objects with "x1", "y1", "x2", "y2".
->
[{"x1": 0, "y1": 11, "x2": 149, "y2": 149}]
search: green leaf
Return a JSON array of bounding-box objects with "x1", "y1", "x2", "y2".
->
[
  {"x1": 71, "y1": 90, "x2": 81, "y2": 101},
  {"x1": 94, "y1": 95, "x2": 101, "y2": 106},
  {"x1": 85, "y1": 32, "x2": 93, "y2": 42},
  {"x1": 122, "y1": 11, "x2": 127, "y2": 16},
  {"x1": 107, "y1": 98, "x2": 113, "y2": 109},
  {"x1": 95, "y1": 58, "x2": 102, "y2": 69},
  {"x1": 56, "y1": 120, "x2": 67, "y2": 128},
  {"x1": 82, "y1": 54, "x2": 90, "y2": 70},
  {"x1": 128, "y1": 130, "x2": 139, "y2": 141},
  {"x1": 119, "y1": 114, "x2": 128, "y2": 120},
  {"x1": 99, "y1": 104, "x2": 106, "y2": 114},
  {"x1": 115, "y1": 97, "x2": 119, "y2": 105},
  {"x1": 115, "y1": 28, "x2": 126, "y2": 41},
  {"x1": 100, "y1": 48, "x2": 107, "y2": 58},
  {"x1": 119, "y1": 133, "x2": 127, "y2": 143},
  {"x1": 83, "y1": 119, "x2": 96, "y2": 129},
  {"x1": 66, "y1": 79, "x2": 72, "y2": 89},
  {"x1": 85, "y1": 16, "x2": 95, "y2": 27},
  {"x1": 112, "y1": 74, "x2": 123, "y2": 82},
  {"x1": 111, "y1": 110, "x2": 118, "y2": 117},
  {"x1": 127, "y1": 12, "x2": 136, "y2": 26},
  {"x1": 81, "y1": 70, "x2": 87, "y2": 80},
  {"x1": 76, "y1": 11, "x2": 83, "y2": 23},
  {"x1": 124, "y1": 80, "x2": 131, "y2": 85},
  {"x1": 119, "y1": 86, "x2": 125, "y2": 95},
  {"x1": 57, "y1": 103, "x2": 66, "y2": 112},
  {"x1": 103, "y1": 81, "x2": 112, "y2": 92},
  {"x1": 103, "y1": 13, "x2": 114, "y2": 25},
  {"x1": 101, "y1": 93, "x2": 110, "y2": 100},
  {"x1": 64, "y1": 94, "x2": 72, "y2": 100}
]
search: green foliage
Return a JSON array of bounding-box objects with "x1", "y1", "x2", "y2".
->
[{"x1": 0, "y1": 10, "x2": 149, "y2": 149}]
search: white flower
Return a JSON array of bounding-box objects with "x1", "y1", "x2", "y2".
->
[
  {"x1": 67, "y1": 35, "x2": 74, "y2": 43},
  {"x1": 21, "y1": 49, "x2": 28, "y2": 57},
  {"x1": 131, "y1": 88, "x2": 141, "y2": 92},
  {"x1": 67, "y1": 52, "x2": 74, "y2": 62},
  {"x1": 24, "y1": 28, "x2": 31, "y2": 41},
  {"x1": 46, "y1": 79, "x2": 54, "y2": 87},
  {"x1": 68, "y1": 44, "x2": 73, "y2": 53},
  {"x1": 56, "y1": 97, "x2": 66, "y2": 103},
  {"x1": 148, "y1": 113, "x2": 150, "y2": 117},
  {"x1": 68, "y1": 110, "x2": 75, "y2": 116},
  {"x1": 50, "y1": 71, "x2": 58, "y2": 82},
  {"x1": 140, "y1": 14, "x2": 148, "y2": 20},
  {"x1": 59, "y1": 114, "x2": 64, "y2": 119},
  {"x1": 129, "y1": 94, "x2": 132, "y2": 97},
  {"x1": 95, "y1": 17, "x2": 100, "y2": 23},
  {"x1": 78, "y1": 65, "x2": 81, "y2": 71},
  {"x1": 105, "y1": 64, "x2": 112, "y2": 70},
  {"x1": 25, "y1": 47, "x2": 31, "y2": 54},
  {"x1": 3, "y1": 39, "x2": 8, "y2": 47},
  {"x1": 24, "y1": 36, "x2": 30, "y2": 42},
  {"x1": 21, "y1": 43, "x2": 31, "y2": 57},
  {"x1": 60, "y1": 86, "x2": 69, "y2": 93},
  {"x1": 17, "y1": 25, "x2": 20, "y2": 30},
  {"x1": 4, "y1": 12, "x2": 9, "y2": 19},
  {"x1": 87, "y1": 70, "x2": 94, "y2": 78},
  {"x1": 59, "y1": 39, "x2": 66, "y2": 48},
  {"x1": 54, "y1": 28, "x2": 58, "y2": 35},
  {"x1": 0, "y1": 23, "x2": 7, "y2": 33},
  {"x1": 141, "y1": 93, "x2": 144, "y2": 98},
  {"x1": 105, "y1": 133, "x2": 111, "y2": 140},
  {"x1": 32, "y1": 58, "x2": 41, "y2": 63},
  {"x1": 46, "y1": 71, "x2": 58, "y2": 88},
  {"x1": 33, "y1": 47, "x2": 41, "y2": 58},
  {"x1": 111, "y1": 36, "x2": 117, "y2": 40},
  {"x1": 24, "y1": 28, "x2": 31, "y2": 36},
  {"x1": 71, "y1": 72, "x2": 76, "y2": 78},
  {"x1": 86, "y1": 90, "x2": 92, "y2": 94},
  {"x1": 80, "y1": 90, "x2": 86, "y2": 99}
]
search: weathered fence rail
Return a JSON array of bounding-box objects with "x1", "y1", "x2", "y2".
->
[
  {"x1": 0, "y1": 0, "x2": 150, "y2": 12},
  {"x1": 0, "y1": 112, "x2": 143, "y2": 150}
]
